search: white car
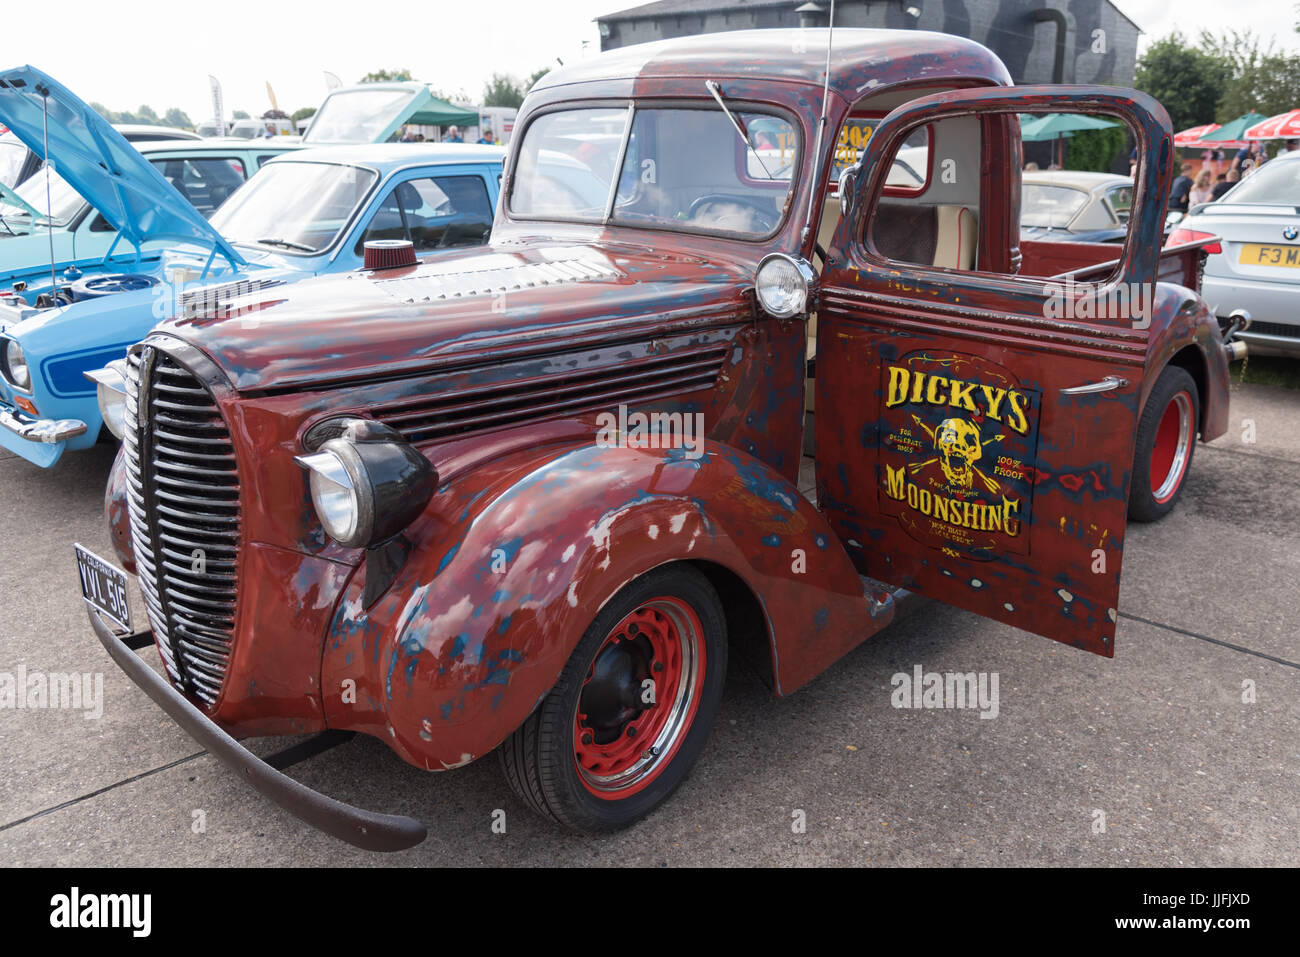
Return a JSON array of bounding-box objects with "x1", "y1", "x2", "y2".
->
[{"x1": 1171, "y1": 150, "x2": 1300, "y2": 356}]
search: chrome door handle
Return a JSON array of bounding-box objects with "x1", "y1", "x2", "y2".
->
[{"x1": 1061, "y1": 375, "x2": 1127, "y2": 395}]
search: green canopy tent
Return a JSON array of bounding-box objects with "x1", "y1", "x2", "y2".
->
[
  {"x1": 406, "y1": 95, "x2": 479, "y2": 130},
  {"x1": 1195, "y1": 112, "x2": 1268, "y2": 146},
  {"x1": 1019, "y1": 113, "x2": 1119, "y2": 167}
]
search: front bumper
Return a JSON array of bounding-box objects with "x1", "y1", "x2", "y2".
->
[
  {"x1": 87, "y1": 607, "x2": 428, "y2": 852},
  {"x1": 0, "y1": 405, "x2": 87, "y2": 443},
  {"x1": 0, "y1": 404, "x2": 82, "y2": 467}
]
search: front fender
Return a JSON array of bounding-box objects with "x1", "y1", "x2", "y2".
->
[{"x1": 320, "y1": 439, "x2": 874, "y2": 771}]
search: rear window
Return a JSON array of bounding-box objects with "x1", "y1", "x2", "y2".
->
[{"x1": 1221, "y1": 157, "x2": 1300, "y2": 205}]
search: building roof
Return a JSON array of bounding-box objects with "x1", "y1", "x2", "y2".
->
[{"x1": 597, "y1": 0, "x2": 791, "y2": 20}]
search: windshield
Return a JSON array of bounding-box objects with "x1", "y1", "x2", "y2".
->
[
  {"x1": 304, "y1": 88, "x2": 415, "y2": 144},
  {"x1": 1, "y1": 136, "x2": 27, "y2": 188},
  {"x1": 0, "y1": 165, "x2": 86, "y2": 227},
  {"x1": 510, "y1": 104, "x2": 799, "y2": 239},
  {"x1": 209, "y1": 161, "x2": 376, "y2": 253},
  {"x1": 1021, "y1": 184, "x2": 1089, "y2": 229},
  {"x1": 1220, "y1": 157, "x2": 1300, "y2": 205}
]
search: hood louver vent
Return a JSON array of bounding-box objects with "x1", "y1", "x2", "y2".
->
[
  {"x1": 372, "y1": 256, "x2": 621, "y2": 303},
  {"x1": 371, "y1": 333, "x2": 735, "y2": 445}
]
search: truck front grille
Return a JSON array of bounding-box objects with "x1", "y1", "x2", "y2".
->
[{"x1": 123, "y1": 346, "x2": 241, "y2": 707}]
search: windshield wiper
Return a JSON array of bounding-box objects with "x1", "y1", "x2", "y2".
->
[
  {"x1": 705, "y1": 80, "x2": 777, "y2": 180},
  {"x1": 255, "y1": 237, "x2": 315, "y2": 252}
]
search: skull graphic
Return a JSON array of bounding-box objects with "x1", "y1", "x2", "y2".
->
[{"x1": 935, "y1": 418, "x2": 982, "y2": 489}]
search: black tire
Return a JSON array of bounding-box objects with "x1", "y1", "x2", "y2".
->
[
  {"x1": 1129, "y1": 365, "x2": 1200, "y2": 523},
  {"x1": 500, "y1": 563, "x2": 727, "y2": 832}
]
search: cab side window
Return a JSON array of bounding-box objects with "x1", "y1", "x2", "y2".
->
[
  {"x1": 863, "y1": 115, "x2": 981, "y2": 272},
  {"x1": 355, "y1": 175, "x2": 494, "y2": 255},
  {"x1": 148, "y1": 156, "x2": 247, "y2": 217}
]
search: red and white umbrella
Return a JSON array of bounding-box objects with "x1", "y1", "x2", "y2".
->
[
  {"x1": 1174, "y1": 123, "x2": 1221, "y2": 146},
  {"x1": 1243, "y1": 110, "x2": 1300, "y2": 140}
]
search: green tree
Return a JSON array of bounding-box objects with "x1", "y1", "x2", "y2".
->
[
  {"x1": 1064, "y1": 126, "x2": 1127, "y2": 173},
  {"x1": 360, "y1": 68, "x2": 413, "y2": 83},
  {"x1": 526, "y1": 67, "x2": 551, "y2": 92},
  {"x1": 1134, "y1": 32, "x2": 1231, "y2": 131},
  {"x1": 232, "y1": 110, "x2": 250, "y2": 120},
  {"x1": 1199, "y1": 30, "x2": 1300, "y2": 121},
  {"x1": 482, "y1": 73, "x2": 525, "y2": 109},
  {"x1": 291, "y1": 106, "x2": 316, "y2": 123},
  {"x1": 163, "y1": 107, "x2": 193, "y2": 129}
]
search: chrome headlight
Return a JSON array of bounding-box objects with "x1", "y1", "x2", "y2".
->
[
  {"x1": 296, "y1": 419, "x2": 438, "y2": 549},
  {"x1": 755, "y1": 253, "x2": 816, "y2": 319},
  {"x1": 85, "y1": 359, "x2": 128, "y2": 440},
  {"x1": 4, "y1": 338, "x2": 31, "y2": 391}
]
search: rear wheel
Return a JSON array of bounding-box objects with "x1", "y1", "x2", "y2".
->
[
  {"x1": 1129, "y1": 365, "x2": 1199, "y2": 522},
  {"x1": 500, "y1": 564, "x2": 727, "y2": 832}
]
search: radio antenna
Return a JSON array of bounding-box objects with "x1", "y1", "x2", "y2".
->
[{"x1": 800, "y1": 0, "x2": 835, "y2": 248}]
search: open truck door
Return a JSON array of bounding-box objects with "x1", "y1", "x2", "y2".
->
[{"x1": 816, "y1": 86, "x2": 1176, "y2": 656}]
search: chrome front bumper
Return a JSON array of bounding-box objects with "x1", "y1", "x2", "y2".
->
[{"x1": 0, "y1": 405, "x2": 87, "y2": 443}]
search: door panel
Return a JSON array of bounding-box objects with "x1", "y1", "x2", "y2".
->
[{"x1": 816, "y1": 86, "x2": 1174, "y2": 656}]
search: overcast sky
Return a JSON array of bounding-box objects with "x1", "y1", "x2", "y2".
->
[{"x1": 5, "y1": 0, "x2": 1297, "y2": 125}]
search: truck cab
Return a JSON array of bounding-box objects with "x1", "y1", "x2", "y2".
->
[{"x1": 83, "y1": 29, "x2": 1238, "y2": 849}]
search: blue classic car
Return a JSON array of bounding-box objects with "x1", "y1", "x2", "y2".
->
[
  {"x1": 0, "y1": 87, "x2": 503, "y2": 466},
  {"x1": 1, "y1": 137, "x2": 299, "y2": 296}
]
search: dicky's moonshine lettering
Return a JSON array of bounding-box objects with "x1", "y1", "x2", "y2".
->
[{"x1": 885, "y1": 365, "x2": 1032, "y2": 435}]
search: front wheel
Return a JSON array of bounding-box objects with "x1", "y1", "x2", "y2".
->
[
  {"x1": 500, "y1": 564, "x2": 727, "y2": 832},
  {"x1": 1128, "y1": 365, "x2": 1200, "y2": 522}
]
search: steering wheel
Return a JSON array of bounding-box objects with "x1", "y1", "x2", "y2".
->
[{"x1": 686, "y1": 194, "x2": 777, "y2": 233}]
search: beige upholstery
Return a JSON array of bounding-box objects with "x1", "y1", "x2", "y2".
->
[
  {"x1": 804, "y1": 200, "x2": 975, "y2": 415},
  {"x1": 932, "y1": 205, "x2": 977, "y2": 271}
]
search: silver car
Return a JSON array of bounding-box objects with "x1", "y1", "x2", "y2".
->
[
  {"x1": 1021, "y1": 170, "x2": 1134, "y2": 243},
  {"x1": 1174, "y1": 150, "x2": 1300, "y2": 356}
]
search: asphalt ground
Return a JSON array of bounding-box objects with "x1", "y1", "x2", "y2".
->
[{"x1": 0, "y1": 380, "x2": 1295, "y2": 866}]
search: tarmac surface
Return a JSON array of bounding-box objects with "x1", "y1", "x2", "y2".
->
[{"x1": 0, "y1": 379, "x2": 1295, "y2": 866}]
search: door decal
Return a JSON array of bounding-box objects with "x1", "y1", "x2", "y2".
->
[{"x1": 877, "y1": 351, "x2": 1042, "y2": 561}]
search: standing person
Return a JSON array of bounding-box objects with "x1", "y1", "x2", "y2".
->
[
  {"x1": 446, "y1": 125, "x2": 463, "y2": 143},
  {"x1": 477, "y1": 127, "x2": 496, "y2": 145},
  {"x1": 1211, "y1": 168, "x2": 1239, "y2": 200},
  {"x1": 1168, "y1": 161, "x2": 1195, "y2": 213},
  {"x1": 1189, "y1": 168, "x2": 1215, "y2": 206}
]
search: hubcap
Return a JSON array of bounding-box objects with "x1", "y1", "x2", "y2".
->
[
  {"x1": 1151, "y1": 391, "x2": 1193, "y2": 504},
  {"x1": 573, "y1": 596, "x2": 705, "y2": 798}
]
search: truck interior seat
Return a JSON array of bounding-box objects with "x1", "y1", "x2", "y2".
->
[{"x1": 805, "y1": 197, "x2": 976, "y2": 414}]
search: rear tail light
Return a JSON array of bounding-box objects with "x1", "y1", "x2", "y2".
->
[{"x1": 1167, "y1": 228, "x2": 1222, "y2": 255}]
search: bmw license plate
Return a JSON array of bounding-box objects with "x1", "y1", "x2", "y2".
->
[
  {"x1": 1239, "y1": 243, "x2": 1300, "y2": 268},
  {"x1": 74, "y1": 543, "x2": 131, "y2": 633}
]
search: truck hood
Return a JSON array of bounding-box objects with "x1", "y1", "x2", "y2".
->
[
  {"x1": 166, "y1": 242, "x2": 756, "y2": 392},
  {"x1": 0, "y1": 65, "x2": 243, "y2": 266}
]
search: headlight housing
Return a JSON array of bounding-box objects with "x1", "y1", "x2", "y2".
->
[
  {"x1": 3, "y1": 338, "x2": 31, "y2": 391},
  {"x1": 296, "y1": 419, "x2": 437, "y2": 549},
  {"x1": 85, "y1": 359, "x2": 129, "y2": 440},
  {"x1": 755, "y1": 253, "x2": 816, "y2": 319}
]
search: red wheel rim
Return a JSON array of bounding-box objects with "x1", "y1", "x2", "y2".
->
[
  {"x1": 573, "y1": 596, "x2": 706, "y2": 799},
  {"x1": 1151, "y1": 390, "x2": 1193, "y2": 504}
]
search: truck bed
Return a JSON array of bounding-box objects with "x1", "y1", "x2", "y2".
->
[{"x1": 1019, "y1": 237, "x2": 1213, "y2": 292}]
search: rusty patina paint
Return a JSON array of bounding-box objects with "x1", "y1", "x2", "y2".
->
[{"x1": 98, "y1": 33, "x2": 1231, "y2": 778}]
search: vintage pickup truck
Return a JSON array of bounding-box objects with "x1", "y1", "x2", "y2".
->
[{"x1": 80, "y1": 29, "x2": 1243, "y2": 850}]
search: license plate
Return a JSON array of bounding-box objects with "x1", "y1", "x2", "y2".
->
[
  {"x1": 74, "y1": 543, "x2": 131, "y2": 633},
  {"x1": 1238, "y1": 243, "x2": 1300, "y2": 268}
]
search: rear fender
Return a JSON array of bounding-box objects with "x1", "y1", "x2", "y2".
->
[
  {"x1": 319, "y1": 440, "x2": 875, "y2": 771},
  {"x1": 1144, "y1": 284, "x2": 1230, "y2": 441}
]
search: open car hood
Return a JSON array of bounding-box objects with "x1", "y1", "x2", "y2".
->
[
  {"x1": 0, "y1": 65, "x2": 243, "y2": 266},
  {"x1": 302, "y1": 82, "x2": 478, "y2": 145}
]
